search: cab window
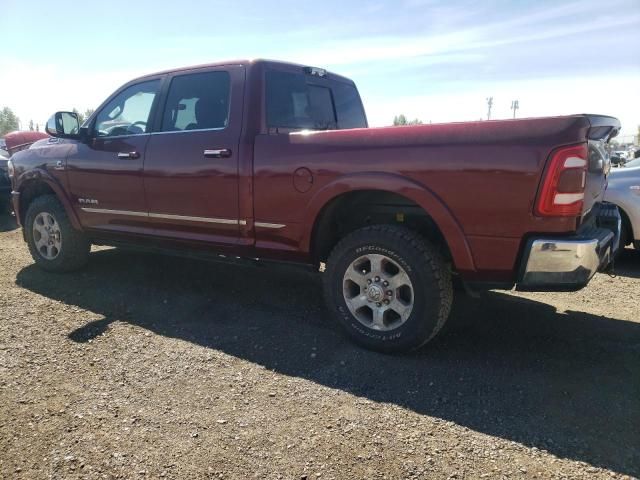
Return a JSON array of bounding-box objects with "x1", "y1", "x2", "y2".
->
[{"x1": 160, "y1": 71, "x2": 230, "y2": 132}]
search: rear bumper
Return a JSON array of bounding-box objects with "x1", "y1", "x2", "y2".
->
[{"x1": 517, "y1": 204, "x2": 621, "y2": 291}]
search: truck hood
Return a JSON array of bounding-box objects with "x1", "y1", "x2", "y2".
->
[{"x1": 609, "y1": 165, "x2": 640, "y2": 179}]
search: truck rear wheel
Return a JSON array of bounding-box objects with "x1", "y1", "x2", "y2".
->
[
  {"x1": 323, "y1": 225, "x2": 452, "y2": 353},
  {"x1": 25, "y1": 195, "x2": 90, "y2": 272}
]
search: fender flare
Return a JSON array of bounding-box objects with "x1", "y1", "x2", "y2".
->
[
  {"x1": 301, "y1": 172, "x2": 476, "y2": 272},
  {"x1": 17, "y1": 168, "x2": 83, "y2": 231}
]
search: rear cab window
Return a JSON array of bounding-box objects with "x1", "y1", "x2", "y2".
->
[{"x1": 265, "y1": 69, "x2": 367, "y2": 133}]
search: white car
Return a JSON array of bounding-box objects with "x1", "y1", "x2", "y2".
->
[{"x1": 605, "y1": 158, "x2": 640, "y2": 251}]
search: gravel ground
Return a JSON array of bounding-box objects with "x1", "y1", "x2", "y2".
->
[{"x1": 1, "y1": 213, "x2": 639, "y2": 479}]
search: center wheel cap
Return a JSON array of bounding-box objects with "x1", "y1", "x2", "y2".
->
[
  {"x1": 343, "y1": 253, "x2": 414, "y2": 332},
  {"x1": 367, "y1": 284, "x2": 384, "y2": 302}
]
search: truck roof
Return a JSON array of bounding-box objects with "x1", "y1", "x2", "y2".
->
[{"x1": 131, "y1": 59, "x2": 355, "y2": 84}]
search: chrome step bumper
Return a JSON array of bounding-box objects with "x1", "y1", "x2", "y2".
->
[{"x1": 517, "y1": 204, "x2": 621, "y2": 291}]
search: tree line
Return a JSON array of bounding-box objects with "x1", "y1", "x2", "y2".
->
[
  {"x1": 0, "y1": 107, "x2": 95, "y2": 137},
  {"x1": 392, "y1": 114, "x2": 423, "y2": 126},
  {"x1": 72, "y1": 108, "x2": 95, "y2": 125},
  {"x1": 0, "y1": 107, "x2": 20, "y2": 136}
]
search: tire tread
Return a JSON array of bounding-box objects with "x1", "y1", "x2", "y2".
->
[
  {"x1": 25, "y1": 194, "x2": 90, "y2": 272},
  {"x1": 323, "y1": 224, "x2": 452, "y2": 352}
]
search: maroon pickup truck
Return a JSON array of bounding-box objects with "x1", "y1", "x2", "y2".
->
[{"x1": 7, "y1": 59, "x2": 621, "y2": 352}]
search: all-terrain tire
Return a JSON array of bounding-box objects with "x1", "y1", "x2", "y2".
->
[
  {"x1": 25, "y1": 195, "x2": 90, "y2": 272},
  {"x1": 323, "y1": 224, "x2": 453, "y2": 353}
]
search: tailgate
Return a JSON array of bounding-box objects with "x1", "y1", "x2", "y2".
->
[{"x1": 581, "y1": 115, "x2": 620, "y2": 222}]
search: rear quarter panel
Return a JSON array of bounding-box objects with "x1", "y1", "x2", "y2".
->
[{"x1": 253, "y1": 116, "x2": 591, "y2": 281}]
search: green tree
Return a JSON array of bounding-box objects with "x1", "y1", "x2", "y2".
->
[
  {"x1": 393, "y1": 114, "x2": 423, "y2": 126},
  {"x1": 0, "y1": 107, "x2": 20, "y2": 136},
  {"x1": 74, "y1": 108, "x2": 95, "y2": 125}
]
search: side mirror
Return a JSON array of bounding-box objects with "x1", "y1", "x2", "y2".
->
[{"x1": 45, "y1": 111, "x2": 81, "y2": 139}]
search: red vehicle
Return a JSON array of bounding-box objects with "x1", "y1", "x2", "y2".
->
[
  {"x1": 7, "y1": 60, "x2": 621, "y2": 352},
  {"x1": 3, "y1": 130, "x2": 49, "y2": 156}
]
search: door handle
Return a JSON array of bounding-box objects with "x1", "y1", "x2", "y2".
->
[
  {"x1": 204, "y1": 149, "x2": 232, "y2": 158},
  {"x1": 117, "y1": 151, "x2": 140, "y2": 159}
]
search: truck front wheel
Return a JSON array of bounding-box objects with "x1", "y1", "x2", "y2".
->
[
  {"x1": 25, "y1": 195, "x2": 90, "y2": 272},
  {"x1": 323, "y1": 225, "x2": 453, "y2": 353}
]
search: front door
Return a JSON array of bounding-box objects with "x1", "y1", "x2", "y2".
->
[
  {"x1": 66, "y1": 78, "x2": 162, "y2": 235},
  {"x1": 143, "y1": 66, "x2": 244, "y2": 245}
]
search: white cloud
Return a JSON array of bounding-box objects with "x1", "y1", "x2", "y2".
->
[{"x1": 1, "y1": 0, "x2": 637, "y2": 141}]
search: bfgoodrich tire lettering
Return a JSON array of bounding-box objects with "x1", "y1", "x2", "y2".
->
[
  {"x1": 25, "y1": 195, "x2": 90, "y2": 272},
  {"x1": 323, "y1": 225, "x2": 453, "y2": 353}
]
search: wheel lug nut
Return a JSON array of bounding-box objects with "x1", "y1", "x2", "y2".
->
[
  {"x1": 383, "y1": 299, "x2": 390, "y2": 305},
  {"x1": 383, "y1": 281, "x2": 389, "y2": 287},
  {"x1": 367, "y1": 279, "x2": 372, "y2": 284},
  {"x1": 376, "y1": 302, "x2": 382, "y2": 307},
  {"x1": 375, "y1": 276, "x2": 380, "y2": 282},
  {"x1": 387, "y1": 291, "x2": 393, "y2": 296}
]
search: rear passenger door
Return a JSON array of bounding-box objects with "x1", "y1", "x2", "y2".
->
[{"x1": 143, "y1": 66, "x2": 245, "y2": 245}]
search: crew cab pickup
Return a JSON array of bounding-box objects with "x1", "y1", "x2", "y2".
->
[{"x1": 7, "y1": 59, "x2": 621, "y2": 352}]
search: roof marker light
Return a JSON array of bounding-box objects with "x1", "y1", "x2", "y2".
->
[{"x1": 303, "y1": 66, "x2": 327, "y2": 77}]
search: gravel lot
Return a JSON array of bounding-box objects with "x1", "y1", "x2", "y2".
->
[{"x1": 1, "y1": 213, "x2": 639, "y2": 479}]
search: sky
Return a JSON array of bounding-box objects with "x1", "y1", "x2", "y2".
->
[{"x1": 2, "y1": 0, "x2": 639, "y2": 140}]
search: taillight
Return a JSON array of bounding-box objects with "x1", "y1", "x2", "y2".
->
[{"x1": 535, "y1": 144, "x2": 588, "y2": 217}]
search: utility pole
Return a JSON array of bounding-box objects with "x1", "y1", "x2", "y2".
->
[
  {"x1": 486, "y1": 97, "x2": 493, "y2": 120},
  {"x1": 511, "y1": 100, "x2": 520, "y2": 119}
]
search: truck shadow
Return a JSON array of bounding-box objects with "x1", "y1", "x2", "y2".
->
[
  {"x1": 615, "y1": 248, "x2": 640, "y2": 279},
  {"x1": 15, "y1": 249, "x2": 640, "y2": 475}
]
